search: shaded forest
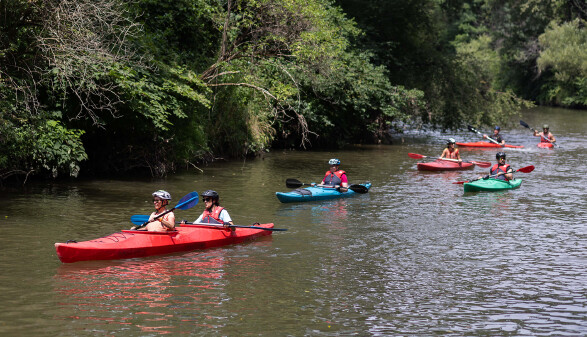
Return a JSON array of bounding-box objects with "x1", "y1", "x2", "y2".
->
[{"x1": 1, "y1": 0, "x2": 585, "y2": 182}]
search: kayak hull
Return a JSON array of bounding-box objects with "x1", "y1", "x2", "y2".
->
[
  {"x1": 456, "y1": 142, "x2": 524, "y2": 149},
  {"x1": 463, "y1": 178, "x2": 522, "y2": 192},
  {"x1": 537, "y1": 142, "x2": 554, "y2": 148},
  {"x1": 55, "y1": 223, "x2": 274, "y2": 263},
  {"x1": 417, "y1": 160, "x2": 475, "y2": 171},
  {"x1": 275, "y1": 183, "x2": 371, "y2": 203}
]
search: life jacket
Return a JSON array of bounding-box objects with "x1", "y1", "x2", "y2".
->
[
  {"x1": 446, "y1": 148, "x2": 459, "y2": 159},
  {"x1": 540, "y1": 132, "x2": 552, "y2": 143},
  {"x1": 201, "y1": 206, "x2": 225, "y2": 224},
  {"x1": 323, "y1": 170, "x2": 346, "y2": 186},
  {"x1": 491, "y1": 164, "x2": 511, "y2": 181}
]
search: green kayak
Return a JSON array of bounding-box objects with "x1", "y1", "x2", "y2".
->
[{"x1": 463, "y1": 178, "x2": 522, "y2": 192}]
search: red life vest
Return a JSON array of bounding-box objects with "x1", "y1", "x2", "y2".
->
[
  {"x1": 446, "y1": 148, "x2": 459, "y2": 159},
  {"x1": 323, "y1": 170, "x2": 346, "y2": 186},
  {"x1": 491, "y1": 164, "x2": 511, "y2": 181},
  {"x1": 201, "y1": 206, "x2": 225, "y2": 224},
  {"x1": 540, "y1": 132, "x2": 552, "y2": 143}
]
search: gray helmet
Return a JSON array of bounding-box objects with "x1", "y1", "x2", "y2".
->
[
  {"x1": 152, "y1": 190, "x2": 171, "y2": 200},
  {"x1": 328, "y1": 158, "x2": 341, "y2": 165},
  {"x1": 496, "y1": 152, "x2": 506, "y2": 159},
  {"x1": 543, "y1": 124, "x2": 549, "y2": 130},
  {"x1": 447, "y1": 138, "x2": 456, "y2": 144},
  {"x1": 201, "y1": 190, "x2": 219, "y2": 200}
]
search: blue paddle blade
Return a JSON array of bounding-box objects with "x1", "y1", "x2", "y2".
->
[
  {"x1": 175, "y1": 191, "x2": 199, "y2": 210},
  {"x1": 130, "y1": 214, "x2": 150, "y2": 225}
]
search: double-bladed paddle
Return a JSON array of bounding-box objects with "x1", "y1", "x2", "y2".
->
[
  {"x1": 519, "y1": 120, "x2": 558, "y2": 147},
  {"x1": 452, "y1": 165, "x2": 535, "y2": 184},
  {"x1": 407, "y1": 153, "x2": 491, "y2": 168},
  {"x1": 130, "y1": 215, "x2": 287, "y2": 231},
  {"x1": 130, "y1": 191, "x2": 199, "y2": 230},
  {"x1": 467, "y1": 125, "x2": 502, "y2": 146},
  {"x1": 285, "y1": 178, "x2": 369, "y2": 194}
]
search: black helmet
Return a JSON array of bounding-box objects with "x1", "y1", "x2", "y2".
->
[
  {"x1": 202, "y1": 190, "x2": 219, "y2": 200},
  {"x1": 496, "y1": 152, "x2": 506, "y2": 159}
]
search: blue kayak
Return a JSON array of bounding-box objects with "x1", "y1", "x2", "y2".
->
[{"x1": 275, "y1": 183, "x2": 371, "y2": 203}]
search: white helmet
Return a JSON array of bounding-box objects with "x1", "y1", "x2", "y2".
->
[
  {"x1": 328, "y1": 158, "x2": 341, "y2": 165},
  {"x1": 152, "y1": 190, "x2": 171, "y2": 200}
]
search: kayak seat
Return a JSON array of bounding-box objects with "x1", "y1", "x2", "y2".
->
[{"x1": 292, "y1": 188, "x2": 312, "y2": 196}]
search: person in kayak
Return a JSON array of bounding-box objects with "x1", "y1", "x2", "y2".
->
[
  {"x1": 133, "y1": 190, "x2": 176, "y2": 231},
  {"x1": 479, "y1": 152, "x2": 513, "y2": 181},
  {"x1": 439, "y1": 138, "x2": 462, "y2": 161},
  {"x1": 534, "y1": 124, "x2": 556, "y2": 144},
  {"x1": 190, "y1": 190, "x2": 233, "y2": 228},
  {"x1": 315, "y1": 158, "x2": 349, "y2": 192},
  {"x1": 483, "y1": 126, "x2": 505, "y2": 146}
]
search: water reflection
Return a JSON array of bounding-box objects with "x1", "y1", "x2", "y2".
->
[{"x1": 53, "y1": 241, "x2": 273, "y2": 335}]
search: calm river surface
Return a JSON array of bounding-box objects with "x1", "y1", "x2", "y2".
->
[{"x1": 0, "y1": 107, "x2": 586, "y2": 336}]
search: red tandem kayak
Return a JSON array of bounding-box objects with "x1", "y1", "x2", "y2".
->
[
  {"x1": 55, "y1": 223, "x2": 274, "y2": 263},
  {"x1": 417, "y1": 160, "x2": 475, "y2": 171},
  {"x1": 456, "y1": 141, "x2": 524, "y2": 149},
  {"x1": 537, "y1": 142, "x2": 554, "y2": 148}
]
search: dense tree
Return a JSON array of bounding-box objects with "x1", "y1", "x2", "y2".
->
[
  {"x1": 536, "y1": 19, "x2": 587, "y2": 107},
  {"x1": 1, "y1": 0, "x2": 584, "y2": 183}
]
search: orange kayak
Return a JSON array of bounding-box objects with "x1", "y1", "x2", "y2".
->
[{"x1": 456, "y1": 141, "x2": 524, "y2": 148}]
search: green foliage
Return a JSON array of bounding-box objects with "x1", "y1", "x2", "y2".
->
[
  {"x1": 537, "y1": 19, "x2": 587, "y2": 107},
  {"x1": 0, "y1": 115, "x2": 87, "y2": 179}
]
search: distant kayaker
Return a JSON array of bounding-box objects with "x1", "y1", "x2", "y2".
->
[
  {"x1": 483, "y1": 126, "x2": 505, "y2": 146},
  {"x1": 132, "y1": 190, "x2": 176, "y2": 231},
  {"x1": 534, "y1": 124, "x2": 556, "y2": 144},
  {"x1": 439, "y1": 138, "x2": 462, "y2": 161},
  {"x1": 480, "y1": 152, "x2": 513, "y2": 181},
  {"x1": 315, "y1": 158, "x2": 349, "y2": 192},
  {"x1": 190, "y1": 190, "x2": 233, "y2": 228}
]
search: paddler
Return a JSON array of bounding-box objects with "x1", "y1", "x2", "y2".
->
[
  {"x1": 189, "y1": 190, "x2": 233, "y2": 228},
  {"x1": 132, "y1": 190, "x2": 176, "y2": 231},
  {"x1": 482, "y1": 126, "x2": 506, "y2": 146},
  {"x1": 313, "y1": 158, "x2": 349, "y2": 192},
  {"x1": 479, "y1": 152, "x2": 513, "y2": 181},
  {"x1": 534, "y1": 124, "x2": 556, "y2": 144},
  {"x1": 439, "y1": 138, "x2": 462, "y2": 162}
]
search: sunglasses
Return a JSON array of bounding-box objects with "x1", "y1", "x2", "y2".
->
[{"x1": 203, "y1": 198, "x2": 213, "y2": 202}]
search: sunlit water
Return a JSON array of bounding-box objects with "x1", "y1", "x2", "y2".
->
[{"x1": 0, "y1": 107, "x2": 585, "y2": 336}]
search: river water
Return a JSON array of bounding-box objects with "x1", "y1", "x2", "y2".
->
[{"x1": 0, "y1": 107, "x2": 585, "y2": 336}]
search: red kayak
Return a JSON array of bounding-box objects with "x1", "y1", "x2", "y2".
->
[
  {"x1": 537, "y1": 142, "x2": 554, "y2": 148},
  {"x1": 456, "y1": 141, "x2": 524, "y2": 149},
  {"x1": 417, "y1": 159, "x2": 475, "y2": 171},
  {"x1": 55, "y1": 223, "x2": 274, "y2": 263}
]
